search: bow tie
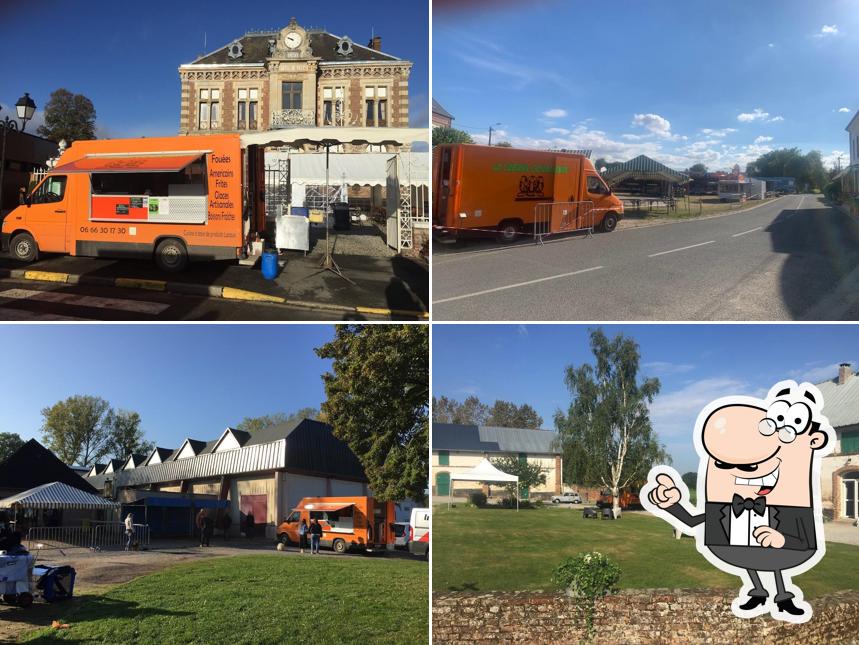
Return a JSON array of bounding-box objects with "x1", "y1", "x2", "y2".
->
[{"x1": 732, "y1": 494, "x2": 766, "y2": 518}]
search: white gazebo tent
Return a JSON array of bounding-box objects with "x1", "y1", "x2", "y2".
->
[
  {"x1": 240, "y1": 127, "x2": 429, "y2": 278},
  {"x1": 448, "y1": 458, "x2": 520, "y2": 511},
  {"x1": 0, "y1": 481, "x2": 118, "y2": 511}
]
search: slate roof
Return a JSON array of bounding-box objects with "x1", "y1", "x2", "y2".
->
[
  {"x1": 433, "y1": 424, "x2": 560, "y2": 455},
  {"x1": 0, "y1": 439, "x2": 98, "y2": 494},
  {"x1": 432, "y1": 99, "x2": 453, "y2": 120},
  {"x1": 188, "y1": 30, "x2": 401, "y2": 66},
  {"x1": 816, "y1": 371, "x2": 859, "y2": 429}
]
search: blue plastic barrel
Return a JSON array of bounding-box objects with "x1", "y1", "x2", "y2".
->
[{"x1": 261, "y1": 251, "x2": 279, "y2": 280}]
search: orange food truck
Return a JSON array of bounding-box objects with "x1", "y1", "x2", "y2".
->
[
  {"x1": 433, "y1": 143, "x2": 624, "y2": 242},
  {"x1": 1, "y1": 134, "x2": 267, "y2": 271},
  {"x1": 275, "y1": 496, "x2": 397, "y2": 554}
]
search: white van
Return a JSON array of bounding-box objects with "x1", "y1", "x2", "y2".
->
[{"x1": 408, "y1": 507, "x2": 430, "y2": 558}]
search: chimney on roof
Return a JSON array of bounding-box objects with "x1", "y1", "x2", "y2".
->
[
  {"x1": 839, "y1": 362, "x2": 853, "y2": 385},
  {"x1": 368, "y1": 35, "x2": 381, "y2": 51}
]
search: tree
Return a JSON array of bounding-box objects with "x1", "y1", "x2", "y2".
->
[
  {"x1": 104, "y1": 410, "x2": 153, "y2": 459},
  {"x1": 745, "y1": 147, "x2": 828, "y2": 191},
  {"x1": 432, "y1": 395, "x2": 489, "y2": 425},
  {"x1": 316, "y1": 325, "x2": 428, "y2": 502},
  {"x1": 486, "y1": 401, "x2": 543, "y2": 429},
  {"x1": 433, "y1": 126, "x2": 473, "y2": 146},
  {"x1": 0, "y1": 432, "x2": 25, "y2": 463},
  {"x1": 37, "y1": 88, "x2": 97, "y2": 142},
  {"x1": 495, "y1": 141, "x2": 513, "y2": 147},
  {"x1": 593, "y1": 158, "x2": 608, "y2": 173},
  {"x1": 490, "y1": 455, "x2": 547, "y2": 499},
  {"x1": 236, "y1": 407, "x2": 321, "y2": 434},
  {"x1": 688, "y1": 163, "x2": 707, "y2": 174},
  {"x1": 554, "y1": 329, "x2": 668, "y2": 516},
  {"x1": 40, "y1": 395, "x2": 113, "y2": 466},
  {"x1": 681, "y1": 471, "x2": 697, "y2": 489}
]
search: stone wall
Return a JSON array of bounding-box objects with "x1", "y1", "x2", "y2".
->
[{"x1": 432, "y1": 590, "x2": 859, "y2": 644}]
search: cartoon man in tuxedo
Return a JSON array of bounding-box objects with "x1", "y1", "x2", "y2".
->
[{"x1": 641, "y1": 380, "x2": 833, "y2": 623}]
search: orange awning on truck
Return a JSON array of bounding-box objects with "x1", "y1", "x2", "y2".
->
[
  {"x1": 295, "y1": 502, "x2": 355, "y2": 512},
  {"x1": 51, "y1": 153, "x2": 204, "y2": 174}
]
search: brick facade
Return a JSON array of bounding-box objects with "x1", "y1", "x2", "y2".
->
[{"x1": 433, "y1": 590, "x2": 859, "y2": 644}]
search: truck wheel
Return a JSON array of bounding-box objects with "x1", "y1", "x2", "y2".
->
[
  {"x1": 11, "y1": 233, "x2": 38, "y2": 263},
  {"x1": 332, "y1": 538, "x2": 347, "y2": 554},
  {"x1": 17, "y1": 593, "x2": 33, "y2": 608},
  {"x1": 154, "y1": 238, "x2": 188, "y2": 272},
  {"x1": 552, "y1": 498, "x2": 560, "y2": 504},
  {"x1": 601, "y1": 212, "x2": 618, "y2": 233},
  {"x1": 496, "y1": 220, "x2": 521, "y2": 244}
]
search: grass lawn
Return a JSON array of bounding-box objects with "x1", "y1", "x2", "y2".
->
[
  {"x1": 622, "y1": 195, "x2": 779, "y2": 220},
  {"x1": 432, "y1": 506, "x2": 859, "y2": 598},
  {"x1": 21, "y1": 555, "x2": 428, "y2": 644}
]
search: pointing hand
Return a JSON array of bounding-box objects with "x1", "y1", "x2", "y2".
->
[{"x1": 648, "y1": 473, "x2": 682, "y2": 509}]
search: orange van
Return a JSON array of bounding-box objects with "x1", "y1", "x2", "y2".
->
[
  {"x1": 597, "y1": 489, "x2": 642, "y2": 510},
  {"x1": 433, "y1": 144, "x2": 624, "y2": 242},
  {"x1": 1, "y1": 134, "x2": 266, "y2": 271},
  {"x1": 275, "y1": 496, "x2": 397, "y2": 554}
]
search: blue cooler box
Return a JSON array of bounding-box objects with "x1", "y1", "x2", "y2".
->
[{"x1": 34, "y1": 565, "x2": 75, "y2": 602}]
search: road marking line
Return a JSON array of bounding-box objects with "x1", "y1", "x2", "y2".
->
[
  {"x1": 0, "y1": 289, "x2": 170, "y2": 315},
  {"x1": 732, "y1": 227, "x2": 762, "y2": 237},
  {"x1": 648, "y1": 240, "x2": 716, "y2": 258},
  {"x1": 0, "y1": 308, "x2": 92, "y2": 321},
  {"x1": 433, "y1": 266, "x2": 604, "y2": 305},
  {"x1": 24, "y1": 270, "x2": 69, "y2": 283}
]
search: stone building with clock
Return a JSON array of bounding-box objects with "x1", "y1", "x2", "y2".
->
[{"x1": 177, "y1": 17, "x2": 412, "y2": 135}]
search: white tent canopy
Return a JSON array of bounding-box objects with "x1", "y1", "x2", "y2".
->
[
  {"x1": 449, "y1": 458, "x2": 520, "y2": 511},
  {"x1": 268, "y1": 152, "x2": 429, "y2": 187},
  {"x1": 240, "y1": 127, "x2": 429, "y2": 149},
  {"x1": 0, "y1": 481, "x2": 118, "y2": 510}
]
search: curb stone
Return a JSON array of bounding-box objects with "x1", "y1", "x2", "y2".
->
[{"x1": 0, "y1": 268, "x2": 429, "y2": 319}]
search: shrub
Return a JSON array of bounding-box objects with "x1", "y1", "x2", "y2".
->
[
  {"x1": 469, "y1": 491, "x2": 487, "y2": 507},
  {"x1": 552, "y1": 552, "x2": 621, "y2": 635},
  {"x1": 498, "y1": 497, "x2": 532, "y2": 509},
  {"x1": 823, "y1": 181, "x2": 842, "y2": 203}
]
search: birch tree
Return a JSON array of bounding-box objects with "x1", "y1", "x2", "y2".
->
[{"x1": 554, "y1": 329, "x2": 668, "y2": 516}]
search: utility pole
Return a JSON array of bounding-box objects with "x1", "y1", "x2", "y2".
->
[{"x1": 488, "y1": 122, "x2": 501, "y2": 146}]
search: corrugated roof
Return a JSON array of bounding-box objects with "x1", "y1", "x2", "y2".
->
[
  {"x1": 817, "y1": 372, "x2": 859, "y2": 428},
  {"x1": 188, "y1": 31, "x2": 401, "y2": 66},
  {"x1": 432, "y1": 99, "x2": 453, "y2": 120},
  {"x1": 86, "y1": 419, "x2": 367, "y2": 489},
  {"x1": 603, "y1": 155, "x2": 690, "y2": 184},
  {"x1": 0, "y1": 481, "x2": 117, "y2": 509},
  {"x1": 433, "y1": 423, "x2": 560, "y2": 455}
]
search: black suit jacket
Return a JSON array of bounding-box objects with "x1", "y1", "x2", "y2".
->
[{"x1": 666, "y1": 502, "x2": 816, "y2": 551}]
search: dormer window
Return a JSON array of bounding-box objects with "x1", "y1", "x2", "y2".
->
[{"x1": 227, "y1": 40, "x2": 243, "y2": 59}]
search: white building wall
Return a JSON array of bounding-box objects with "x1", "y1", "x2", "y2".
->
[{"x1": 432, "y1": 451, "x2": 559, "y2": 495}]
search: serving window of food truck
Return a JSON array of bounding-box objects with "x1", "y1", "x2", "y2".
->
[{"x1": 63, "y1": 153, "x2": 210, "y2": 225}]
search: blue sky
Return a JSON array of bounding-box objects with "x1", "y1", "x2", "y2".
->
[
  {"x1": 0, "y1": 0, "x2": 428, "y2": 138},
  {"x1": 0, "y1": 325, "x2": 336, "y2": 455},
  {"x1": 432, "y1": 324, "x2": 859, "y2": 474},
  {"x1": 433, "y1": 0, "x2": 858, "y2": 171}
]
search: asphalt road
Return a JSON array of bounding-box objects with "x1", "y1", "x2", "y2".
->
[
  {"x1": 0, "y1": 279, "x2": 386, "y2": 321},
  {"x1": 432, "y1": 195, "x2": 859, "y2": 321}
]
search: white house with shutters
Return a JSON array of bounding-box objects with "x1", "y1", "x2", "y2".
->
[{"x1": 819, "y1": 363, "x2": 859, "y2": 521}]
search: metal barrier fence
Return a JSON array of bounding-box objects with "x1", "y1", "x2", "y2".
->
[
  {"x1": 25, "y1": 522, "x2": 150, "y2": 551},
  {"x1": 533, "y1": 200, "x2": 595, "y2": 244}
]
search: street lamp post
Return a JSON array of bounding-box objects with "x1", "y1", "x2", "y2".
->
[
  {"x1": 0, "y1": 93, "x2": 37, "y2": 217},
  {"x1": 488, "y1": 122, "x2": 501, "y2": 146}
]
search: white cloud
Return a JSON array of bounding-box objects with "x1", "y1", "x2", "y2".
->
[
  {"x1": 643, "y1": 361, "x2": 696, "y2": 376},
  {"x1": 621, "y1": 133, "x2": 648, "y2": 141},
  {"x1": 754, "y1": 135, "x2": 773, "y2": 144},
  {"x1": 788, "y1": 362, "x2": 847, "y2": 384},
  {"x1": 631, "y1": 113, "x2": 677, "y2": 139},
  {"x1": 838, "y1": 107, "x2": 851, "y2": 113},
  {"x1": 700, "y1": 128, "x2": 737, "y2": 138},
  {"x1": 821, "y1": 149, "x2": 848, "y2": 170},
  {"x1": 517, "y1": 324, "x2": 529, "y2": 337},
  {"x1": 814, "y1": 24, "x2": 839, "y2": 37},
  {"x1": 768, "y1": 43, "x2": 775, "y2": 48},
  {"x1": 546, "y1": 127, "x2": 570, "y2": 135},
  {"x1": 543, "y1": 108, "x2": 568, "y2": 118},
  {"x1": 737, "y1": 108, "x2": 770, "y2": 122},
  {"x1": 650, "y1": 377, "x2": 749, "y2": 440},
  {"x1": 770, "y1": 116, "x2": 784, "y2": 122}
]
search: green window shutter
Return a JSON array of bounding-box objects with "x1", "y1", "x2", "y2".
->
[
  {"x1": 842, "y1": 430, "x2": 859, "y2": 455},
  {"x1": 439, "y1": 450, "x2": 449, "y2": 466},
  {"x1": 436, "y1": 472, "x2": 450, "y2": 497},
  {"x1": 518, "y1": 452, "x2": 527, "y2": 464}
]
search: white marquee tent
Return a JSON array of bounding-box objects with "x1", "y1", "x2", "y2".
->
[{"x1": 448, "y1": 458, "x2": 520, "y2": 511}]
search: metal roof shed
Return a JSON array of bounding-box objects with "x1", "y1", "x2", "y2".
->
[{"x1": 603, "y1": 155, "x2": 690, "y2": 197}]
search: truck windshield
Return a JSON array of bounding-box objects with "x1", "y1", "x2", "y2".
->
[{"x1": 31, "y1": 176, "x2": 67, "y2": 204}]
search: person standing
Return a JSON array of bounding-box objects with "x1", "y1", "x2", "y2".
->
[
  {"x1": 298, "y1": 519, "x2": 309, "y2": 554},
  {"x1": 221, "y1": 512, "x2": 232, "y2": 540},
  {"x1": 201, "y1": 512, "x2": 213, "y2": 547},
  {"x1": 196, "y1": 509, "x2": 207, "y2": 547},
  {"x1": 309, "y1": 518, "x2": 323, "y2": 554},
  {"x1": 124, "y1": 513, "x2": 135, "y2": 552},
  {"x1": 245, "y1": 512, "x2": 255, "y2": 539}
]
